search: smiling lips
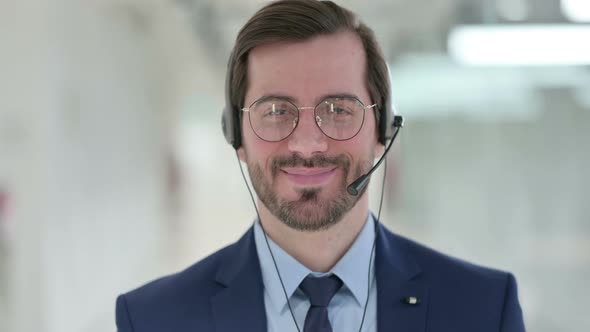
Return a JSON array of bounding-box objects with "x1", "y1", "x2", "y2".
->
[{"x1": 281, "y1": 167, "x2": 337, "y2": 186}]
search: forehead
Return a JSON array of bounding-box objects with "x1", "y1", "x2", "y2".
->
[{"x1": 245, "y1": 31, "x2": 368, "y2": 105}]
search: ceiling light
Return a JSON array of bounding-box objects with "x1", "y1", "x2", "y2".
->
[
  {"x1": 561, "y1": 0, "x2": 590, "y2": 22},
  {"x1": 448, "y1": 24, "x2": 590, "y2": 66}
]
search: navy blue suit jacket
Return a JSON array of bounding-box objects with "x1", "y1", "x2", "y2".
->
[{"x1": 116, "y1": 223, "x2": 525, "y2": 331}]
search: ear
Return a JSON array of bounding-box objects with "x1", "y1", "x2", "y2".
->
[{"x1": 237, "y1": 146, "x2": 247, "y2": 163}]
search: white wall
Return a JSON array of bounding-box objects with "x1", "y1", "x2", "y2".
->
[{"x1": 0, "y1": 0, "x2": 195, "y2": 331}]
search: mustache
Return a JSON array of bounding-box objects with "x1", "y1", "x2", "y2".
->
[{"x1": 271, "y1": 154, "x2": 350, "y2": 177}]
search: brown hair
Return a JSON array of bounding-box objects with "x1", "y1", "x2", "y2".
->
[{"x1": 228, "y1": 0, "x2": 390, "y2": 132}]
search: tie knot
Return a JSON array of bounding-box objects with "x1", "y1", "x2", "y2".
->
[{"x1": 299, "y1": 275, "x2": 342, "y2": 307}]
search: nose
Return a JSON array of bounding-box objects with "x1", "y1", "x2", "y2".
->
[{"x1": 287, "y1": 108, "x2": 328, "y2": 158}]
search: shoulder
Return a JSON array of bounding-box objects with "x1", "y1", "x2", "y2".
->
[
  {"x1": 379, "y1": 226, "x2": 525, "y2": 330},
  {"x1": 115, "y1": 238, "x2": 242, "y2": 331},
  {"x1": 126, "y1": 243, "x2": 232, "y2": 302},
  {"x1": 380, "y1": 224, "x2": 512, "y2": 284}
]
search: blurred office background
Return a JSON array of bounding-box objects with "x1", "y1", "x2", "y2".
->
[{"x1": 0, "y1": 0, "x2": 588, "y2": 331}]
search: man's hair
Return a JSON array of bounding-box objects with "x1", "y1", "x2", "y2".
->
[{"x1": 228, "y1": 0, "x2": 390, "y2": 126}]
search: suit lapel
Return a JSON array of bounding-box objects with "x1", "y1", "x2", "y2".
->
[
  {"x1": 376, "y1": 223, "x2": 429, "y2": 332},
  {"x1": 211, "y1": 227, "x2": 267, "y2": 332}
]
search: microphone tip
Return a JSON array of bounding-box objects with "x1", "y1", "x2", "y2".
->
[
  {"x1": 347, "y1": 174, "x2": 369, "y2": 197},
  {"x1": 347, "y1": 186, "x2": 359, "y2": 196}
]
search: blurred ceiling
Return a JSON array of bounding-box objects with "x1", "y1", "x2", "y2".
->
[{"x1": 175, "y1": 0, "x2": 582, "y2": 65}]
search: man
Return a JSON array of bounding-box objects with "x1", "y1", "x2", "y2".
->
[{"x1": 116, "y1": 1, "x2": 526, "y2": 331}]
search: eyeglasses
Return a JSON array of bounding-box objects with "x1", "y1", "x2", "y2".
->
[{"x1": 241, "y1": 96, "x2": 376, "y2": 142}]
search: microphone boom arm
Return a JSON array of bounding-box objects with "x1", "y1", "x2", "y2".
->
[{"x1": 347, "y1": 115, "x2": 404, "y2": 196}]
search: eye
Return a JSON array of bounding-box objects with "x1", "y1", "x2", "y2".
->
[
  {"x1": 255, "y1": 101, "x2": 297, "y2": 125},
  {"x1": 270, "y1": 104, "x2": 286, "y2": 115},
  {"x1": 326, "y1": 102, "x2": 354, "y2": 116},
  {"x1": 329, "y1": 105, "x2": 348, "y2": 114},
  {"x1": 261, "y1": 102, "x2": 290, "y2": 117}
]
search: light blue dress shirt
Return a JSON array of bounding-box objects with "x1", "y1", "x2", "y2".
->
[{"x1": 253, "y1": 214, "x2": 378, "y2": 332}]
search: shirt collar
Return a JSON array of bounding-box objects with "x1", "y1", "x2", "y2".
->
[
  {"x1": 253, "y1": 214, "x2": 376, "y2": 312},
  {"x1": 330, "y1": 214, "x2": 375, "y2": 305}
]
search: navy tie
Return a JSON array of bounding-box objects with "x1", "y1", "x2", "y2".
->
[{"x1": 299, "y1": 275, "x2": 343, "y2": 332}]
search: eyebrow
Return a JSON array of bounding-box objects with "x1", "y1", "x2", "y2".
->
[{"x1": 254, "y1": 93, "x2": 362, "y2": 105}]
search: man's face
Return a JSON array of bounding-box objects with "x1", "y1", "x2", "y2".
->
[{"x1": 238, "y1": 31, "x2": 383, "y2": 231}]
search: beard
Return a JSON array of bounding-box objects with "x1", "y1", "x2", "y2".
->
[{"x1": 247, "y1": 153, "x2": 371, "y2": 232}]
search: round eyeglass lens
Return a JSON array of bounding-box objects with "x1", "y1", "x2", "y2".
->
[
  {"x1": 314, "y1": 98, "x2": 365, "y2": 140},
  {"x1": 248, "y1": 98, "x2": 298, "y2": 142}
]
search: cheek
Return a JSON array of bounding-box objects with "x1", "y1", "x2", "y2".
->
[{"x1": 242, "y1": 124, "x2": 284, "y2": 166}]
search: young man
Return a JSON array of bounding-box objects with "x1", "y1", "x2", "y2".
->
[{"x1": 116, "y1": 1, "x2": 526, "y2": 331}]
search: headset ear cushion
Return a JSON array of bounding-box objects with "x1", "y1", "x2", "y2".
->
[
  {"x1": 380, "y1": 106, "x2": 388, "y2": 145},
  {"x1": 232, "y1": 108, "x2": 242, "y2": 149},
  {"x1": 221, "y1": 108, "x2": 233, "y2": 146},
  {"x1": 221, "y1": 105, "x2": 242, "y2": 150},
  {"x1": 380, "y1": 99, "x2": 401, "y2": 144},
  {"x1": 378, "y1": 101, "x2": 392, "y2": 145},
  {"x1": 222, "y1": 50, "x2": 242, "y2": 150}
]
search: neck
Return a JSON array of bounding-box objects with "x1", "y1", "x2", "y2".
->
[{"x1": 258, "y1": 193, "x2": 370, "y2": 273}]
